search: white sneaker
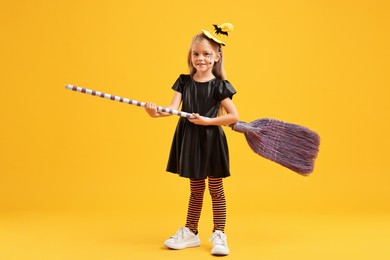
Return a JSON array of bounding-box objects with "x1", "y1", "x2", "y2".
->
[
  {"x1": 210, "y1": 230, "x2": 230, "y2": 256},
  {"x1": 164, "y1": 227, "x2": 200, "y2": 250}
]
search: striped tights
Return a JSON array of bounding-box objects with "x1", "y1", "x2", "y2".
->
[{"x1": 185, "y1": 178, "x2": 226, "y2": 234}]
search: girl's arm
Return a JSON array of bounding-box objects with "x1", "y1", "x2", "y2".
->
[
  {"x1": 189, "y1": 97, "x2": 239, "y2": 126},
  {"x1": 144, "y1": 91, "x2": 182, "y2": 118}
]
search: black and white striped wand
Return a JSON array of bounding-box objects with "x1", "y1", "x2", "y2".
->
[{"x1": 65, "y1": 84, "x2": 195, "y2": 119}]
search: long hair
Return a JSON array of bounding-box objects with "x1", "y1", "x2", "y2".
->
[
  {"x1": 187, "y1": 33, "x2": 226, "y2": 80},
  {"x1": 187, "y1": 33, "x2": 228, "y2": 116}
]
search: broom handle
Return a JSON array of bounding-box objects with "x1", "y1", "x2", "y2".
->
[{"x1": 65, "y1": 84, "x2": 197, "y2": 119}]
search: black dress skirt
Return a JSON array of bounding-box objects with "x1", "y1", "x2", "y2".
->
[{"x1": 166, "y1": 74, "x2": 236, "y2": 180}]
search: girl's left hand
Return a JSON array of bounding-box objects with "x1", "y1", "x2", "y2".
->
[{"x1": 188, "y1": 113, "x2": 210, "y2": 126}]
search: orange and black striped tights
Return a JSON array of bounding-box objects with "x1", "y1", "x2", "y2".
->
[{"x1": 185, "y1": 177, "x2": 226, "y2": 234}]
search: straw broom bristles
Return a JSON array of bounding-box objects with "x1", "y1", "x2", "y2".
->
[{"x1": 232, "y1": 119, "x2": 320, "y2": 175}]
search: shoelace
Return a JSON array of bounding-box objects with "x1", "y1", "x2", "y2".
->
[
  {"x1": 210, "y1": 232, "x2": 226, "y2": 245},
  {"x1": 172, "y1": 227, "x2": 188, "y2": 241}
]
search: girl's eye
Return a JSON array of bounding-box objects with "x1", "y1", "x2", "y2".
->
[{"x1": 205, "y1": 53, "x2": 213, "y2": 59}]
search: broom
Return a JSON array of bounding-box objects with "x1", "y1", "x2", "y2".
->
[{"x1": 65, "y1": 84, "x2": 320, "y2": 175}]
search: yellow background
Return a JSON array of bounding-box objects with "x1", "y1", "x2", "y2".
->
[{"x1": 1, "y1": 0, "x2": 389, "y2": 259}]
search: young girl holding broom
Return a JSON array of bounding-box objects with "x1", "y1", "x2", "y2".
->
[{"x1": 145, "y1": 23, "x2": 238, "y2": 256}]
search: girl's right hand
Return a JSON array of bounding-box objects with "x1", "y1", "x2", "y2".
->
[{"x1": 145, "y1": 102, "x2": 158, "y2": 117}]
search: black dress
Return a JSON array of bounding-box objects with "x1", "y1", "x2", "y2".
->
[{"x1": 166, "y1": 74, "x2": 237, "y2": 180}]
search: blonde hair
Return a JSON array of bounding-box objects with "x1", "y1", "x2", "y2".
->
[
  {"x1": 187, "y1": 33, "x2": 226, "y2": 80},
  {"x1": 187, "y1": 33, "x2": 228, "y2": 116}
]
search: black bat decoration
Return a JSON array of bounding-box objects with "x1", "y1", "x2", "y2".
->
[{"x1": 213, "y1": 24, "x2": 229, "y2": 36}]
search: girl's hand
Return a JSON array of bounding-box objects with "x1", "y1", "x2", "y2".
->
[
  {"x1": 188, "y1": 113, "x2": 210, "y2": 125},
  {"x1": 144, "y1": 102, "x2": 158, "y2": 117}
]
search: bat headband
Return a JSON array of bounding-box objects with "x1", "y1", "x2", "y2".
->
[{"x1": 201, "y1": 23, "x2": 234, "y2": 46}]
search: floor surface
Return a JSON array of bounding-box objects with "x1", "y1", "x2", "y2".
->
[{"x1": 1, "y1": 210, "x2": 389, "y2": 259}]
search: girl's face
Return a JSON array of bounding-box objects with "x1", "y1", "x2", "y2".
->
[{"x1": 191, "y1": 40, "x2": 220, "y2": 75}]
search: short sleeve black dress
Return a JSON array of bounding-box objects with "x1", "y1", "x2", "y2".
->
[{"x1": 166, "y1": 74, "x2": 237, "y2": 180}]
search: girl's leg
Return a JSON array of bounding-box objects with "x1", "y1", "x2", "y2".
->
[
  {"x1": 208, "y1": 177, "x2": 226, "y2": 232},
  {"x1": 185, "y1": 179, "x2": 206, "y2": 234}
]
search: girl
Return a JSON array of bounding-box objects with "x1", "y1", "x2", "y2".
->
[{"x1": 145, "y1": 23, "x2": 238, "y2": 256}]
